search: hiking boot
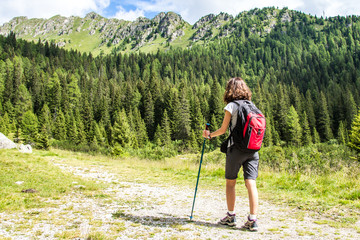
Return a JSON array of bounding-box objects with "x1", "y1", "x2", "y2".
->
[
  {"x1": 219, "y1": 212, "x2": 236, "y2": 226},
  {"x1": 241, "y1": 216, "x2": 258, "y2": 232}
]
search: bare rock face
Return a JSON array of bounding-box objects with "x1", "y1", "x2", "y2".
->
[
  {"x1": 281, "y1": 11, "x2": 292, "y2": 23},
  {"x1": 0, "y1": 133, "x2": 16, "y2": 149},
  {"x1": 191, "y1": 13, "x2": 234, "y2": 41},
  {"x1": 193, "y1": 14, "x2": 216, "y2": 29}
]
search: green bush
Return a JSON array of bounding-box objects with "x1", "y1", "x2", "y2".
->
[
  {"x1": 259, "y1": 143, "x2": 356, "y2": 174},
  {"x1": 202, "y1": 150, "x2": 225, "y2": 165},
  {"x1": 51, "y1": 140, "x2": 110, "y2": 155},
  {"x1": 259, "y1": 146, "x2": 286, "y2": 171},
  {"x1": 128, "y1": 142, "x2": 178, "y2": 160}
]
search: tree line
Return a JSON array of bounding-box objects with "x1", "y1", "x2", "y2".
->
[{"x1": 0, "y1": 8, "x2": 360, "y2": 156}]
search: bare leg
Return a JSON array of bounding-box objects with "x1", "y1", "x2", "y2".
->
[
  {"x1": 226, "y1": 179, "x2": 237, "y2": 211},
  {"x1": 245, "y1": 179, "x2": 258, "y2": 215}
]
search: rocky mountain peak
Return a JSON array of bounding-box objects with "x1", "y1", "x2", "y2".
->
[
  {"x1": 85, "y1": 12, "x2": 103, "y2": 20},
  {"x1": 153, "y1": 11, "x2": 183, "y2": 24},
  {"x1": 193, "y1": 14, "x2": 215, "y2": 29},
  {"x1": 152, "y1": 12, "x2": 166, "y2": 23},
  {"x1": 217, "y1": 12, "x2": 232, "y2": 21},
  {"x1": 3, "y1": 16, "x2": 28, "y2": 28}
]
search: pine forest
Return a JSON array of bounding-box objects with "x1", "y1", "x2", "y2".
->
[{"x1": 1, "y1": 8, "x2": 360, "y2": 161}]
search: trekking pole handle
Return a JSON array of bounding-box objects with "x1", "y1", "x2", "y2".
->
[{"x1": 205, "y1": 123, "x2": 211, "y2": 139}]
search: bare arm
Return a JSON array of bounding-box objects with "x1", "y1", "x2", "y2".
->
[{"x1": 203, "y1": 110, "x2": 231, "y2": 138}]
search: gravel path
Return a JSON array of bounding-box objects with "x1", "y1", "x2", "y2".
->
[{"x1": 0, "y1": 159, "x2": 359, "y2": 239}]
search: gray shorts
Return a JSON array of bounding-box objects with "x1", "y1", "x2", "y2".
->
[{"x1": 225, "y1": 147, "x2": 259, "y2": 180}]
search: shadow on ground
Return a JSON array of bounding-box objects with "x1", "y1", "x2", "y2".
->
[{"x1": 113, "y1": 211, "x2": 244, "y2": 231}]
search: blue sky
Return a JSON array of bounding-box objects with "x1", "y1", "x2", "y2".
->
[{"x1": 1, "y1": 0, "x2": 360, "y2": 25}]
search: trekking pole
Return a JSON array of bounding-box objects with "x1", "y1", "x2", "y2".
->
[{"x1": 190, "y1": 123, "x2": 210, "y2": 220}]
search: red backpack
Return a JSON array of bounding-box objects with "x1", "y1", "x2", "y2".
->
[{"x1": 231, "y1": 100, "x2": 266, "y2": 152}]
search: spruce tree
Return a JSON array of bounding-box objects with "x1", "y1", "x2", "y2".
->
[
  {"x1": 317, "y1": 92, "x2": 333, "y2": 141},
  {"x1": 37, "y1": 124, "x2": 50, "y2": 150},
  {"x1": 313, "y1": 127, "x2": 321, "y2": 144},
  {"x1": 188, "y1": 129, "x2": 199, "y2": 151},
  {"x1": 38, "y1": 104, "x2": 52, "y2": 136},
  {"x1": 263, "y1": 116, "x2": 273, "y2": 147},
  {"x1": 90, "y1": 136, "x2": 99, "y2": 151},
  {"x1": 53, "y1": 109, "x2": 66, "y2": 140},
  {"x1": 348, "y1": 110, "x2": 360, "y2": 153},
  {"x1": 209, "y1": 114, "x2": 221, "y2": 148},
  {"x1": 75, "y1": 109, "x2": 86, "y2": 145},
  {"x1": 344, "y1": 90, "x2": 358, "y2": 129},
  {"x1": 68, "y1": 114, "x2": 78, "y2": 143},
  {"x1": 209, "y1": 79, "x2": 224, "y2": 122},
  {"x1": 67, "y1": 74, "x2": 81, "y2": 109},
  {"x1": 0, "y1": 115, "x2": 5, "y2": 134},
  {"x1": 0, "y1": 112, "x2": 10, "y2": 135},
  {"x1": 3, "y1": 100, "x2": 15, "y2": 121},
  {"x1": 92, "y1": 121, "x2": 104, "y2": 147},
  {"x1": 12, "y1": 57, "x2": 23, "y2": 104},
  {"x1": 144, "y1": 91, "x2": 155, "y2": 139},
  {"x1": 132, "y1": 108, "x2": 148, "y2": 148},
  {"x1": 272, "y1": 124, "x2": 281, "y2": 146},
  {"x1": 301, "y1": 111, "x2": 312, "y2": 145},
  {"x1": 160, "y1": 110, "x2": 172, "y2": 146},
  {"x1": 64, "y1": 111, "x2": 72, "y2": 139},
  {"x1": 0, "y1": 60, "x2": 5, "y2": 99},
  {"x1": 173, "y1": 89, "x2": 191, "y2": 142},
  {"x1": 191, "y1": 96, "x2": 205, "y2": 147},
  {"x1": 337, "y1": 121, "x2": 348, "y2": 145},
  {"x1": 81, "y1": 97, "x2": 94, "y2": 143},
  {"x1": 14, "y1": 84, "x2": 32, "y2": 123},
  {"x1": 112, "y1": 109, "x2": 134, "y2": 148},
  {"x1": 153, "y1": 124, "x2": 163, "y2": 146},
  {"x1": 3, "y1": 59, "x2": 14, "y2": 103},
  {"x1": 98, "y1": 121, "x2": 108, "y2": 146},
  {"x1": 47, "y1": 72, "x2": 62, "y2": 114},
  {"x1": 21, "y1": 110, "x2": 38, "y2": 142},
  {"x1": 274, "y1": 84, "x2": 290, "y2": 141},
  {"x1": 286, "y1": 106, "x2": 302, "y2": 146},
  {"x1": 167, "y1": 87, "x2": 178, "y2": 139},
  {"x1": 289, "y1": 82, "x2": 302, "y2": 114},
  {"x1": 0, "y1": 99, "x2": 3, "y2": 116},
  {"x1": 305, "y1": 90, "x2": 316, "y2": 131},
  {"x1": 27, "y1": 64, "x2": 44, "y2": 114}
]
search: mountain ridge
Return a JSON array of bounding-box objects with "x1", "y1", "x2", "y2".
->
[{"x1": 0, "y1": 8, "x2": 316, "y2": 55}]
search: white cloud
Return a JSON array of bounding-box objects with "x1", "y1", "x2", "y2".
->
[
  {"x1": 0, "y1": 0, "x2": 110, "y2": 25},
  {"x1": 115, "y1": 0, "x2": 360, "y2": 24},
  {"x1": 297, "y1": 0, "x2": 360, "y2": 17},
  {"x1": 112, "y1": 6, "x2": 145, "y2": 21},
  {"x1": 130, "y1": 0, "x2": 302, "y2": 23},
  {"x1": 1, "y1": 0, "x2": 359, "y2": 26}
]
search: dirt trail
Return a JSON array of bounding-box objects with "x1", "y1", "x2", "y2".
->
[{"x1": 0, "y1": 160, "x2": 359, "y2": 239}]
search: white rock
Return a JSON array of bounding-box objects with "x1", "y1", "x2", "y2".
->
[
  {"x1": 17, "y1": 144, "x2": 32, "y2": 153},
  {"x1": 0, "y1": 133, "x2": 16, "y2": 149}
]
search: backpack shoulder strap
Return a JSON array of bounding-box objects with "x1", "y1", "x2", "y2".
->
[{"x1": 232, "y1": 100, "x2": 246, "y2": 129}]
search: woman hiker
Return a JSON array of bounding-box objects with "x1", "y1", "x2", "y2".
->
[{"x1": 202, "y1": 77, "x2": 259, "y2": 232}]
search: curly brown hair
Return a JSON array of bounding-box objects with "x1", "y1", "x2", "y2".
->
[{"x1": 223, "y1": 77, "x2": 252, "y2": 103}]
